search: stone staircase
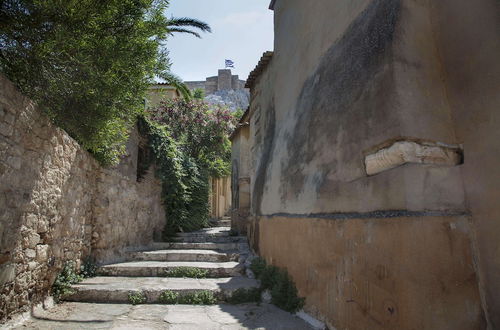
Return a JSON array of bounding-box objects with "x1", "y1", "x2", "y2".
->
[
  {"x1": 65, "y1": 218, "x2": 259, "y2": 304},
  {"x1": 15, "y1": 218, "x2": 313, "y2": 329}
]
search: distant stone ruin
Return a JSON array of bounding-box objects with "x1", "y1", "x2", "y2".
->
[{"x1": 185, "y1": 69, "x2": 249, "y2": 111}]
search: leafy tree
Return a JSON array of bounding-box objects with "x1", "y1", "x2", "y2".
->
[
  {"x1": 232, "y1": 109, "x2": 245, "y2": 121},
  {"x1": 0, "y1": 0, "x2": 210, "y2": 165}
]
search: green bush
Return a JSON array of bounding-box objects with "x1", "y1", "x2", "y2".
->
[
  {"x1": 52, "y1": 261, "x2": 83, "y2": 302},
  {"x1": 80, "y1": 257, "x2": 97, "y2": 278},
  {"x1": 165, "y1": 267, "x2": 209, "y2": 278},
  {"x1": 249, "y1": 257, "x2": 305, "y2": 313},
  {"x1": 226, "y1": 288, "x2": 261, "y2": 304},
  {"x1": 128, "y1": 291, "x2": 147, "y2": 305},
  {"x1": 270, "y1": 271, "x2": 305, "y2": 313},
  {"x1": 249, "y1": 257, "x2": 267, "y2": 279},
  {"x1": 260, "y1": 265, "x2": 282, "y2": 290}
]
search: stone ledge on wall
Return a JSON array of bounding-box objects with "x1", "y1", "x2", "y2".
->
[{"x1": 365, "y1": 139, "x2": 463, "y2": 176}]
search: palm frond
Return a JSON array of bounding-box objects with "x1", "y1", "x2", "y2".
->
[
  {"x1": 168, "y1": 17, "x2": 212, "y2": 33},
  {"x1": 161, "y1": 72, "x2": 192, "y2": 101},
  {"x1": 168, "y1": 28, "x2": 201, "y2": 38}
]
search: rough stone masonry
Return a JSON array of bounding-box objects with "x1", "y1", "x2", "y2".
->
[{"x1": 0, "y1": 74, "x2": 165, "y2": 322}]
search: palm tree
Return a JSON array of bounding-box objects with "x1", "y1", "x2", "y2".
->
[{"x1": 162, "y1": 17, "x2": 212, "y2": 99}]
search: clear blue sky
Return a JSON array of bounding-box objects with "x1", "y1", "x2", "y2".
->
[{"x1": 166, "y1": 0, "x2": 274, "y2": 82}]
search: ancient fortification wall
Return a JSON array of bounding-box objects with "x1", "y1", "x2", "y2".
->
[
  {"x1": 0, "y1": 75, "x2": 165, "y2": 321},
  {"x1": 233, "y1": 0, "x2": 500, "y2": 329},
  {"x1": 185, "y1": 69, "x2": 246, "y2": 94}
]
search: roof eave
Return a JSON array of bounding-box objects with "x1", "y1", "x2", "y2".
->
[
  {"x1": 245, "y1": 51, "x2": 274, "y2": 89},
  {"x1": 269, "y1": 0, "x2": 276, "y2": 10}
]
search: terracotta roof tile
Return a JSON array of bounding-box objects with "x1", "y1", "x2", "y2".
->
[{"x1": 245, "y1": 51, "x2": 274, "y2": 89}]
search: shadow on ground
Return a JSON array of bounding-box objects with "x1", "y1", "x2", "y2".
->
[{"x1": 12, "y1": 302, "x2": 312, "y2": 329}]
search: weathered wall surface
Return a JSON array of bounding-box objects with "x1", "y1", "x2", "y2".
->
[
  {"x1": 429, "y1": 1, "x2": 500, "y2": 327},
  {"x1": 230, "y1": 122, "x2": 251, "y2": 233},
  {"x1": 255, "y1": 215, "x2": 484, "y2": 330},
  {"x1": 0, "y1": 75, "x2": 165, "y2": 321},
  {"x1": 145, "y1": 85, "x2": 180, "y2": 109},
  {"x1": 209, "y1": 176, "x2": 231, "y2": 219},
  {"x1": 241, "y1": 0, "x2": 499, "y2": 328}
]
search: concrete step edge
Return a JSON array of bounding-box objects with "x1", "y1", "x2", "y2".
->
[
  {"x1": 64, "y1": 277, "x2": 258, "y2": 304},
  {"x1": 128, "y1": 250, "x2": 239, "y2": 262},
  {"x1": 97, "y1": 261, "x2": 245, "y2": 277}
]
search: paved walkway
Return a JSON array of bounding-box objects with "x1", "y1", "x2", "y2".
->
[
  {"x1": 12, "y1": 218, "x2": 311, "y2": 329},
  {"x1": 13, "y1": 302, "x2": 311, "y2": 329}
]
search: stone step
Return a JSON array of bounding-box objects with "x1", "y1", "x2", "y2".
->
[
  {"x1": 128, "y1": 249, "x2": 238, "y2": 262},
  {"x1": 217, "y1": 220, "x2": 231, "y2": 226},
  {"x1": 98, "y1": 261, "x2": 244, "y2": 277},
  {"x1": 151, "y1": 242, "x2": 249, "y2": 251},
  {"x1": 173, "y1": 235, "x2": 247, "y2": 244},
  {"x1": 177, "y1": 227, "x2": 231, "y2": 237},
  {"x1": 65, "y1": 276, "x2": 259, "y2": 304}
]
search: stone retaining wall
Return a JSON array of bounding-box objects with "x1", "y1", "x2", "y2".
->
[{"x1": 0, "y1": 75, "x2": 165, "y2": 321}]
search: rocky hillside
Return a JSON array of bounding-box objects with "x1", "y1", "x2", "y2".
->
[{"x1": 204, "y1": 89, "x2": 249, "y2": 112}]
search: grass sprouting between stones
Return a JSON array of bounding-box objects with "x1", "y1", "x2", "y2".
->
[
  {"x1": 159, "y1": 290, "x2": 217, "y2": 305},
  {"x1": 128, "y1": 291, "x2": 147, "y2": 305},
  {"x1": 165, "y1": 266, "x2": 210, "y2": 278}
]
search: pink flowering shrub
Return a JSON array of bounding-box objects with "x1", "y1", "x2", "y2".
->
[{"x1": 148, "y1": 99, "x2": 236, "y2": 176}]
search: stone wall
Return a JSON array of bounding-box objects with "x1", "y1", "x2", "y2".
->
[
  {"x1": 185, "y1": 69, "x2": 246, "y2": 95},
  {"x1": 0, "y1": 75, "x2": 165, "y2": 321},
  {"x1": 237, "y1": 0, "x2": 500, "y2": 328}
]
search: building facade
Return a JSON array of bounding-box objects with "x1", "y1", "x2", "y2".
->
[
  {"x1": 232, "y1": 0, "x2": 500, "y2": 329},
  {"x1": 145, "y1": 83, "x2": 181, "y2": 109}
]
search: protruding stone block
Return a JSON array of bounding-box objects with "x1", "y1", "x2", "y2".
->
[
  {"x1": 36, "y1": 245, "x2": 49, "y2": 263},
  {"x1": 365, "y1": 140, "x2": 463, "y2": 176}
]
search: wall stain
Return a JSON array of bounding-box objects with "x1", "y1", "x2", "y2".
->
[
  {"x1": 281, "y1": 0, "x2": 402, "y2": 202},
  {"x1": 252, "y1": 104, "x2": 276, "y2": 215}
]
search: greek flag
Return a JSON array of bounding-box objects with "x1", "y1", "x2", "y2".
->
[{"x1": 225, "y1": 59, "x2": 235, "y2": 68}]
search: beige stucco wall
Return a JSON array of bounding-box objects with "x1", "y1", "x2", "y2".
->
[
  {"x1": 428, "y1": 1, "x2": 500, "y2": 326},
  {"x1": 146, "y1": 85, "x2": 180, "y2": 109},
  {"x1": 230, "y1": 124, "x2": 251, "y2": 233},
  {"x1": 252, "y1": 215, "x2": 483, "y2": 330},
  {"x1": 0, "y1": 75, "x2": 165, "y2": 321},
  {"x1": 241, "y1": 0, "x2": 500, "y2": 328},
  {"x1": 209, "y1": 176, "x2": 231, "y2": 219}
]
